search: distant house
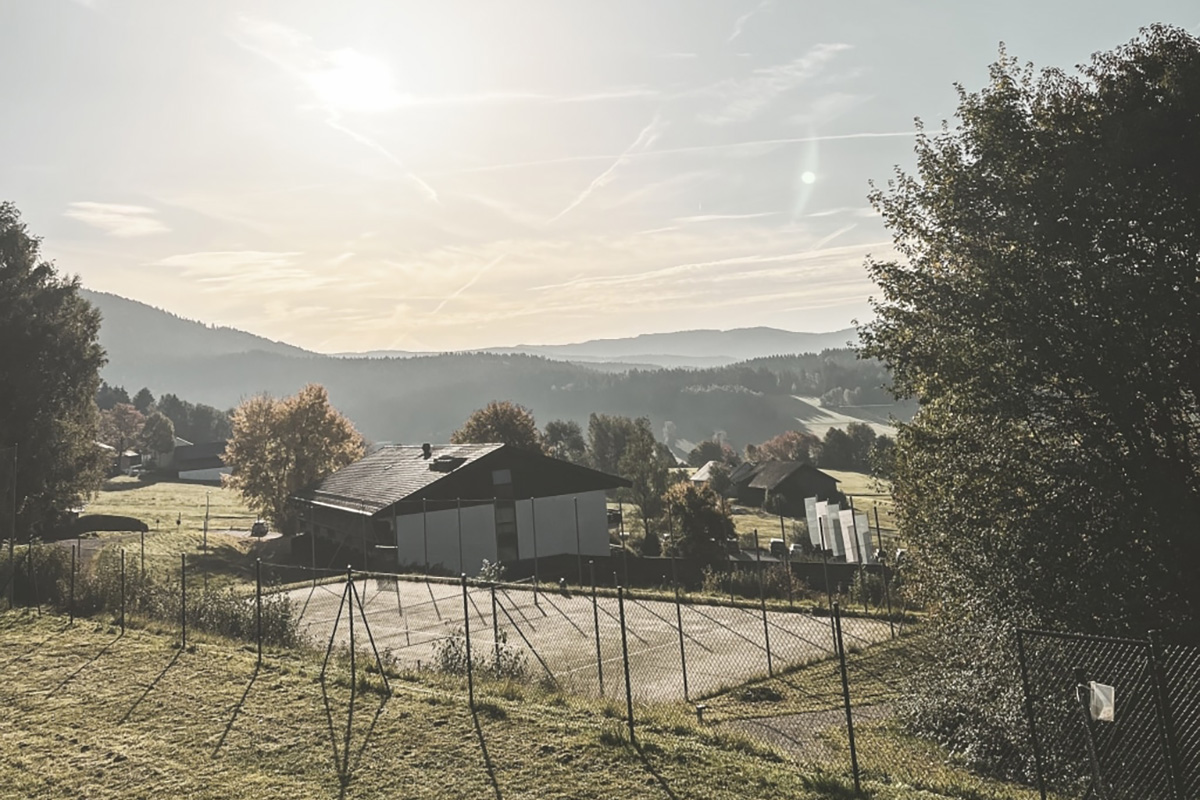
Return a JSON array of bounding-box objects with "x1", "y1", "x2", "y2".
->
[
  {"x1": 732, "y1": 461, "x2": 840, "y2": 517},
  {"x1": 690, "y1": 460, "x2": 720, "y2": 484},
  {"x1": 291, "y1": 443, "x2": 630, "y2": 573},
  {"x1": 174, "y1": 440, "x2": 229, "y2": 483}
]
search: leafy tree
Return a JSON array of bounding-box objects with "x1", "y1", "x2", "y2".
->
[
  {"x1": 0, "y1": 202, "x2": 107, "y2": 536},
  {"x1": 543, "y1": 419, "x2": 587, "y2": 463},
  {"x1": 156, "y1": 392, "x2": 231, "y2": 443},
  {"x1": 859, "y1": 26, "x2": 1200, "y2": 770},
  {"x1": 224, "y1": 384, "x2": 365, "y2": 533},
  {"x1": 451, "y1": 401, "x2": 543, "y2": 453},
  {"x1": 586, "y1": 413, "x2": 640, "y2": 474},
  {"x1": 756, "y1": 430, "x2": 821, "y2": 464},
  {"x1": 816, "y1": 427, "x2": 853, "y2": 470},
  {"x1": 139, "y1": 411, "x2": 176, "y2": 456},
  {"x1": 618, "y1": 418, "x2": 670, "y2": 545},
  {"x1": 686, "y1": 439, "x2": 739, "y2": 468},
  {"x1": 99, "y1": 403, "x2": 146, "y2": 455},
  {"x1": 96, "y1": 381, "x2": 129, "y2": 411},
  {"x1": 661, "y1": 481, "x2": 732, "y2": 561},
  {"x1": 869, "y1": 434, "x2": 896, "y2": 482},
  {"x1": 131, "y1": 387, "x2": 155, "y2": 414}
]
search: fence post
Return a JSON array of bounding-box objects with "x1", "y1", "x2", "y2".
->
[
  {"x1": 180, "y1": 553, "x2": 187, "y2": 649},
  {"x1": 491, "y1": 582, "x2": 500, "y2": 667},
  {"x1": 461, "y1": 574, "x2": 475, "y2": 710},
  {"x1": 833, "y1": 603, "x2": 861, "y2": 795},
  {"x1": 69, "y1": 544, "x2": 75, "y2": 624},
  {"x1": 754, "y1": 531, "x2": 773, "y2": 677},
  {"x1": 28, "y1": 540, "x2": 40, "y2": 615},
  {"x1": 120, "y1": 549, "x2": 126, "y2": 633},
  {"x1": 574, "y1": 496, "x2": 583, "y2": 588},
  {"x1": 617, "y1": 586, "x2": 635, "y2": 742},
  {"x1": 674, "y1": 576, "x2": 689, "y2": 702},
  {"x1": 255, "y1": 558, "x2": 263, "y2": 668},
  {"x1": 874, "y1": 506, "x2": 895, "y2": 638},
  {"x1": 590, "y1": 560, "x2": 604, "y2": 696},
  {"x1": 530, "y1": 498, "x2": 540, "y2": 608},
  {"x1": 140, "y1": 529, "x2": 145, "y2": 583},
  {"x1": 1016, "y1": 629, "x2": 1049, "y2": 800},
  {"x1": 347, "y1": 566, "x2": 356, "y2": 685},
  {"x1": 1148, "y1": 631, "x2": 1186, "y2": 800}
]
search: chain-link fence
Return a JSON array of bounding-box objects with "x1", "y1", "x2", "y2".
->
[{"x1": 1017, "y1": 628, "x2": 1200, "y2": 800}]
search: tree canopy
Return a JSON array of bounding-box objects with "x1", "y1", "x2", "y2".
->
[
  {"x1": 451, "y1": 401, "x2": 543, "y2": 453},
  {"x1": 223, "y1": 384, "x2": 365, "y2": 533},
  {"x1": 662, "y1": 481, "x2": 732, "y2": 561},
  {"x1": 0, "y1": 202, "x2": 107, "y2": 536},
  {"x1": 543, "y1": 419, "x2": 587, "y2": 464},
  {"x1": 859, "y1": 25, "x2": 1200, "y2": 765}
]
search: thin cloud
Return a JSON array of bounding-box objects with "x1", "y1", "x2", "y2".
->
[
  {"x1": 431, "y1": 254, "x2": 507, "y2": 315},
  {"x1": 65, "y1": 202, "x2": 167, "y2": 237},
  {"x1": 700, "y1": 43, "x2": 853, "y2": 124},
  {"x1": 323, "y1": 113, "x2": 440, "y2": 203},
  {"x1": 729, "y1": 0, "x2": 773, "y2": 42},
  {"x1": 811, "y1": 224, "x2": 857, "y2": 250},
  {"x1": 548, "y1": 115, "x2": 664, "y2": 223},
  {"x1": 674, "y1": 211, "x2": 781, "y2": 224}
]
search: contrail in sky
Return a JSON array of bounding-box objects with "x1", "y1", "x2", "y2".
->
[
  {"x1": 325, "y1": 114, "x2": 440, "y2": 204},
  {"x1": 432, "y1": 254, "x2": 507, "y2": 315},
  {"x1": 548, "y1": 116, "x2": 663, "y2": 223}
]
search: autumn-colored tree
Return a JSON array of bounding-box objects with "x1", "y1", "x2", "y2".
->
[
  {"x1": 451, "y1": 401, "x2": 543, "y2": 453},
  {"x1": 223, "y1": 384, "x2": 365, "y2": 533},
  {"x1": 661, "y1": 481, "x2": 732, "y2": 561},
  {"x1": 99, "y1": 403, "x2": 146, "y2": 456},
  {"x1": 757, "y1": 430, "x2": 821, "y2": 464}
]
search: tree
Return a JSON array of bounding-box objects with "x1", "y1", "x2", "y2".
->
[
  {"x1": 586, "y1": 413, "x2": 641, "y2": 474},
  {"x1": 816, "y1": 427, "x2": 853, "y2": 470},
  {"x1": 223, "y1": 384, "x2": 365, "y2": 533},
  {"x1": 543, "y1": 419, "x2": 587, "y2": 464},
  {"x1": 757, "y1": 430, "x2": 821, "y2": 464},
  {"x1": 99, "y1": 403, "x2": 146, "y2": 456},
  {"x1": 661, "y1": 481, "x2": 732, "y2": 561},
  {"x1": 0, "y1": 202, "x2": 107, "y2": 536},
  {"x1": 96, "y1": 381, "x2": 129, "y2": 411},
  {"x1": 859, "y1": 26, "x2": 1200, "y2": 768},
  {"x1": 139, "y1": 411, "x2": 176, "y2": 456},
  {"x1": 845, "y1": 422, "x2": 877, "y2": 471},
  {"x1": 686, "y1": 439, "x2": 739, "y2": 468},
  {"x1": 131, "y1": 387, "x2": 155, "y2": 414},
  {"x1": 451, "y1": 401, "x2": 543, "y2": 453},
  {"x1": 618, "y1": 418, "x2": 670, "y2": 545}
]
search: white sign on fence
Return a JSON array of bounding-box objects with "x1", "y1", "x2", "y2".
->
[
  {"x1": 804, "y1": 497, "x2": 821, "y2": 547},
  {"x1": 855, "y1": 511, "x2": 873, "y2": 564}
]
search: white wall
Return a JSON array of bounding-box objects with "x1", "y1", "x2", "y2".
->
[
  {"x1": 514, "y1": 490, "x2": 608, "y2": 560},
  {"x1": 179, "y1": 466, "x2": 230, "y2": 482},
  {"x1": 390, "y1": 490, "x2": 609, "y2": 573},
  {"x1": 393, "y1": 503, "x2": 497, "y2": 575}
]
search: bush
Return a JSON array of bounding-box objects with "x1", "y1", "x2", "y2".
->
[
  {"x1": 432, "y1": 626, "x2": 528, "y2": 681},
  {"x1": 699, "y1": 564, "x2": 807, "y2": 602}
]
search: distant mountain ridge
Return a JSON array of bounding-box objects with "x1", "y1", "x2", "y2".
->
[
  {"x1": 81, "y1": 289, "x2": 903, "y2": 448},
  {"x1": 336, "y1": 326, "x2": 858, "y2": 369}
]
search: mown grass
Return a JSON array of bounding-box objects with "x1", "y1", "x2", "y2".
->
[{"x1": 0, "y1": 611, "x2": 986, "y2": 800}]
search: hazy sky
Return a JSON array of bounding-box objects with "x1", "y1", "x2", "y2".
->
[{"x1": 3, "y1": 2, "x2": 1197, "y2": 353}]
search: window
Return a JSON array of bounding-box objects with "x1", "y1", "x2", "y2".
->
[{"x1": 492, "y1": 469, "x2": 512, "y2": 485}]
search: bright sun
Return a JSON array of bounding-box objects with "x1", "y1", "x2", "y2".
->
[{"x1": 308, "y1": 49, "x2": 400, "y2": 114}]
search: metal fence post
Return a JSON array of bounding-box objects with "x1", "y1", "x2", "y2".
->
[
  {"x1": 833, "y1": 603, "x2": 860, "y2": 794},
  {"x1": 69, "y1": 544, "x2": 76, "y2": 624},
  {"x1": 874, "y1": 506, "x2": 895, "y2": 638},
  {"x1": 1148, "y1": 631, "x2": 1186, "y2": 800},
  {"x1": 754, "y1": 531, "x2": 772, "y2": 677},
  {"x1": 255, "y1": 558, "x2": 263, "y2": 667},
  {"x1": 491, "y1": 582, "x2": 500, "y2": 667},
  {"x1": 617, "y1": 586, "x2": 635, "y2": 742},
  {"x1": 140, "y1": 529, "x2": 145, "y2": 583},
  {"x1": 180, "y1": 553, "x2": 187, "y2": 649},
  {"x1": 674, "y1": 578, "x2": 689, "y2": 702},
  {"x1": 120, "y1": 549, "x2": 126, "y2": 633},
  {"x1": 347, "y1": 566, "x2": 356, "y2": 684},
  {"x1": 530, "y1": 497, "x2": 540, "y2": 607},
  {"x1": 461, "y1": 574, "x2": 475, "y2": 710},
  {"x1": 590, "y1": 560, "x2": 604, "y2": 695},
  {"x1": 574, "y1": 496, "x2": 583, "y2": 587},
  {"x1": 1016, "y1": 629, "x2": 1048, "y2": 800}
]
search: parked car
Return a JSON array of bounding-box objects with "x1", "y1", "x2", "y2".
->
[
  {"x1": 769, "y1": 538, "x2": 787, "y2": 558},
  {"x1": 788, "y1": 543, "x2": 805, "y2": 557}
]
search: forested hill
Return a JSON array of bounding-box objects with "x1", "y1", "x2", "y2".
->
[{"x1": 86, "y1": 290, "x2": 911, "y2": 448}]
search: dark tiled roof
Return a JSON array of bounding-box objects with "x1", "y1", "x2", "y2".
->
[
  {"x1": 175, "y1": 440, "x2": 227, "y2": 471},
  {"x1": 746, "y1": 461, "x2": 838, "y2": 491},
  {"x1": 727, "y1": 461, "x2": 761, "y2": 485},
  {"x1": 294, "y1": 443, "x2": 503, "y2": 515}
]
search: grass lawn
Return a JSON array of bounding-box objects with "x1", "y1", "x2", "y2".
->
[
  {"x1": 0, "y1": 611, "x2": 989, "y2": 800},
  {"x1": 77, "y1": 478, "x2": 283, "y2": 587}
]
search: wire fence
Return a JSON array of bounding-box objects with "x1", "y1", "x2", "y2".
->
[{"x1": 6, "y1": 533, "x2": 1192, "y2": 799}]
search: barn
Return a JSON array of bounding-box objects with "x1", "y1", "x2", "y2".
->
[
  {"x1": 291, "y1": 443, "x2": 630, "y2": 574},
  {"x1": 732, "y1": 461, "x2": 840, "y2": 517}
]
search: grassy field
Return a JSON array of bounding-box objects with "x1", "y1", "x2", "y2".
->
[{"x1": 0, "y1": 611, "x2": 992, "y2": 800}]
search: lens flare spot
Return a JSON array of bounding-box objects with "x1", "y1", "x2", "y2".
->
[{"x1": 801, "y1": 171, "x2": 817, "y2": 185}]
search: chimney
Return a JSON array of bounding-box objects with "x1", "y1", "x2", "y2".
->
[{"x1": 421, "y1": 443, "x2": 432, "y2": 459}]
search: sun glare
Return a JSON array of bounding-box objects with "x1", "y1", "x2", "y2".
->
[{"x1": 308, "y1": 49, "x2": 400, "y2": 114}]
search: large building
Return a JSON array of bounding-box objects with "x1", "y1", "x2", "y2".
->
[
  {"x1": 291, "y1": 443, "x2": 630, "y2": 573},
  {"x1": 730, "y1": 461, "x2": 840, "y2": 517}
]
